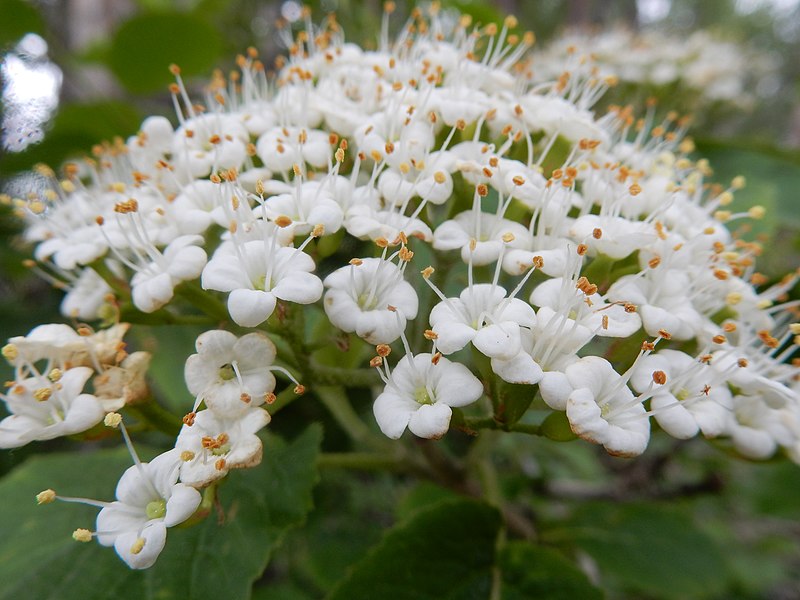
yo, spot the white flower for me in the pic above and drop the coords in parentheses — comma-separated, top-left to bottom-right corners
(256, 126, 331, 172)
(5, 323, 129, 374)
(429, 283, 536, 361)
(201, 239, 323, 327)
(433, 210, 532, 265)
(130, 235, 207, 313)
(96, 449, 201, 569)
(0, 366, 105, 448)
(565, 356, 650, 457)
(176, 406, 271, 488)
(323, 257, 418, 344)
(172, 113, 249, 179)
(373, 353, 483, 439)
(185, 330, 278, 417)
(60, 268, 113, 321)
(629, 350, 732, 439)
(257, 180, 344, 236)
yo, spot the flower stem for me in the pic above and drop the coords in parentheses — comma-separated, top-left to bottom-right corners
(175, 281, 229, 321)
(314, 385, 390, 451)
(309, 361, 381, 386)
(125, 398, 182, 436)
(317, 452, 408, 472)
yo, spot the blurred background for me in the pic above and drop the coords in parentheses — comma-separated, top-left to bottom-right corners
(1, 2, 799, 598)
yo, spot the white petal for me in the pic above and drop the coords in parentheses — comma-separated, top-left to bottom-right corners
(114, 522, 167, 570)
(373, 391, 416, 439)
(228, 289, 276, 327)
(408, 403, 452, 439)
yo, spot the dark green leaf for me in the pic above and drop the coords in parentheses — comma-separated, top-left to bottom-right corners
(395, 481, 462, 521)
(564, 502, 728, 599)
(499, 542, 602, 600)
(327, 499, 502, 600)
(0, 425, 321, 600)
(108, 12, 223, 93)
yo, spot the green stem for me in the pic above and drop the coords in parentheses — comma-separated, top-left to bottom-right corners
(126, 398, 182, 436)
(309, 361, 381, 387)
(175, 281, 229, 321)
(460, 416, 543, 436)
(317, 452, 408, 472)
(314, 385, 390, 450)
(507, 422, 542, 436)
(266, 384, 301, 415)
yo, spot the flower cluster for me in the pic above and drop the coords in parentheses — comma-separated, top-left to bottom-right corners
(3, 6, 798, 569)
(534, 27, 777, 110)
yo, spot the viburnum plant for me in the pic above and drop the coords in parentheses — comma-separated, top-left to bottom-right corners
(1, 4, 798, 595)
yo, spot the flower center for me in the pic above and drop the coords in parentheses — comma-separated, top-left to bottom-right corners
(357, 292, 379, 311)
(676, 388, 690, 401)
(414, 387, 433, 405)
(145, 499, 167, 519)
(211, 443, 231, 456)
(219, 364, 236, 381)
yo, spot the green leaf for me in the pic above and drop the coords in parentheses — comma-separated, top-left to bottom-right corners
(395, 481, 462, 521)
(327, 499, 502, 600)
(539, 411, 577, 442)
(108, 12, 223, 93)
(564, 502, 728, 599)
(131, 325, 207, 415)
(496, 381, 535, 426)
(0, 0, 44, 47)
(499, 542, 602, 600)
(0, 425, 321, 600)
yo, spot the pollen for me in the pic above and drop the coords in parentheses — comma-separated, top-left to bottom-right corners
(36, 489, 56, 505)
(532, 256, 544, 268)
(502, 232, 515, 243)
(183, 412, 196, 426)
(376, 344, 392, 357)
(72, 529, 93, 543)
(476, 184, 489, 197)
(725, 292, 742, 306)
(648, 256, 661, 269)
(274, 215, 293, 227)
(265, 392, 276, 404)
(652, 371, 667, 385)
(421, 266, 435, 279)
(2, 344, 18, 361)
(293, 384, 306, 395)
(104, 412, 123, 428)
(657, 329, 672, 340)
(748, 205, 766, 220)
(369, 356, 383, 368)
(33, 387, 52, 402)
(180, 451, 195, 462)
(130, 537, 146, 555)
(712, 335, 726, 344)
